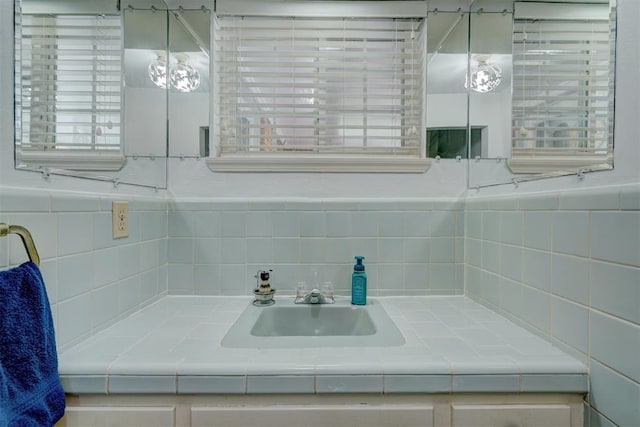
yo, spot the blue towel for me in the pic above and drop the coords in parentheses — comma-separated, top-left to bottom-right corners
(0, 262, 65, 426)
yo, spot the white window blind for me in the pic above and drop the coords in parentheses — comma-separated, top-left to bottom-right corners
(210, 2, 428, 172)
(509, 2, 615, 174)
(16, 12, 124, 170)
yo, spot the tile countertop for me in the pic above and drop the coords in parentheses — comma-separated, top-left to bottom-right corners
(59, 296, 587, 395)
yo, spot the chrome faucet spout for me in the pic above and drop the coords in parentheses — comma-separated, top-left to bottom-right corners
(305, 289, 323, 304)
(296, 287, 335, 305)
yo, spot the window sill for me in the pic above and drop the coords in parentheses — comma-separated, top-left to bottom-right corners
(507, 154, 613, 174)
(206, 154, 432, 173)
(16, 151, 126, 171)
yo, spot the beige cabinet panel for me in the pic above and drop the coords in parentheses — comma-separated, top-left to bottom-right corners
(191, 405, 435, 427)
(451, 404, 573, 427)
(56, 406, 175, 427)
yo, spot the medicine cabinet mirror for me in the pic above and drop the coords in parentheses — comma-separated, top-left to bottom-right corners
(13, 0, 210, 190)
(464, 0, 616, 188)
(14, 0, 615, 189)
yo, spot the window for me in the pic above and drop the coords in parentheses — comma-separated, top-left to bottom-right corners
(508, 2, 615, 174)
(209, 0, 429, 172)
(15, 4, 124, 171)
(427, 127, 483, 159)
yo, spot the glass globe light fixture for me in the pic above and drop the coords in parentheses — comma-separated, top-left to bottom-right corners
(170, 54, 201, 93)
(148, 52, 168, 89)
(466, 57, 503, 93)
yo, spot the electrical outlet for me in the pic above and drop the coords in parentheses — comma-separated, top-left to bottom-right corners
(112, 201, 129, 239)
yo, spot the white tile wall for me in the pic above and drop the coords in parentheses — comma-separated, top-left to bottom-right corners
(2, 184, 637, 427)
(0, 189, 168, 351)
(168, 200, 465, 297)
(465, 184, 640, 427)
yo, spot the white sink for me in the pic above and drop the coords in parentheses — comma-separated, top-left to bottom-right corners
(222, 298, 405, 348)
(251, 305, 376, 337)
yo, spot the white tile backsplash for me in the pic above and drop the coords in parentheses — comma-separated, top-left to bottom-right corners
(466, 184, 640, 427)
(2, 168, 636, 427)
(590, 310, 640, 383)
(523, 211, 552, 251)
(589, 361, 640, 427)
(500, 245, 522, 282)
(590, 260, 640, 324)
(220, 212, 246, 238)
(57, 253, 95, 301)
(552, 211, 590, 257)
(299, 212, 326, 237)
(521, 248, 551, 292)
(58, 213, 94, 256)
(591, 211, 640, 267)
(429, 238, 456, 263)
(245, 211, 273, 237)
(551, 298, 589, 354)
(499, 211, 523, 245)
(192, 212, 220, 237)
(1, 189, 168, 351)
(551, 254, 589, 305)
(166, 200, 463, 296)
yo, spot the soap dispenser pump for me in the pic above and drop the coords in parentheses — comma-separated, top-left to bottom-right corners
(351, 256, 367, 305)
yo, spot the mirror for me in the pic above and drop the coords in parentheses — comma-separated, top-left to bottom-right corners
(15, 0, 614, 189)
(121, 3, 170, 189)
(13, 0, 210, 189)
(426, 9, 470, 159)
(167, 8, 210, 158)
(466, 0, 616, 188)
(123, 4, 210, 160)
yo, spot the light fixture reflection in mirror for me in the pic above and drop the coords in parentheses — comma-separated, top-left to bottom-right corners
(466, 56, 502, 93)
(170, 54, 201, 92)
(148, 52, 168, 89)
(148, 52, 201, 92)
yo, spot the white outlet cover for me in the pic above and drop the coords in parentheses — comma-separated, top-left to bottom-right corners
(112, 201, 129, 239)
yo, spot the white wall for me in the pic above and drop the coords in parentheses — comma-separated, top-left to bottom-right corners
(167, 157, 468, 198)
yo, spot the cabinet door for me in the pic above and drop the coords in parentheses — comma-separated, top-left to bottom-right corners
(451, 404, 572, 427)
(191, 405, 434, 427)
(56, 406, 175, 427)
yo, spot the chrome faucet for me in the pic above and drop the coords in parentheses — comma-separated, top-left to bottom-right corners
(295, 282, 335, 305)
(303, 289, 325, 304)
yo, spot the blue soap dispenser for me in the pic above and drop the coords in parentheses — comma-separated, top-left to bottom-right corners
(351, 256, 367, 305)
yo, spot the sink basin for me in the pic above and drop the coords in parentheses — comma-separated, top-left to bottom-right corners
(222, 298, 405, 348)
(251, 305, 376, 337)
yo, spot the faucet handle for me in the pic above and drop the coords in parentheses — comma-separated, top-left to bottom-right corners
(322, 282, 334, 297)
(322, 282, 335, 303)
(294, 282, 307, 304)
(296, 281, 307, 297)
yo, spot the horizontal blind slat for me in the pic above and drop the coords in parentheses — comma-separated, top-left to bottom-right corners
(18, 13, 122, 155)
(215, 14, 424, 156)
(511, 8, 613, 154)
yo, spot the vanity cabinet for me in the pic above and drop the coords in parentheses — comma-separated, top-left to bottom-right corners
(58, 394, 584, 427)
(191, 405, 434, 427)
(57, 406, 175, 427)
(451, 404, 573, 427)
